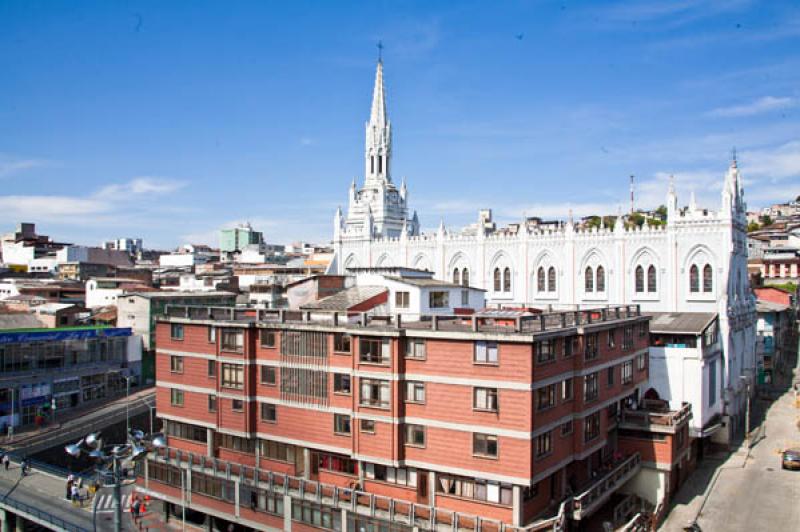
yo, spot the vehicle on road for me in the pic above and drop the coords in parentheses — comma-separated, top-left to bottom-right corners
(781, 448, 800, 470)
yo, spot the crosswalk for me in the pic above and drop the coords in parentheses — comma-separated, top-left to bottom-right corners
(93, 493, 132, 513)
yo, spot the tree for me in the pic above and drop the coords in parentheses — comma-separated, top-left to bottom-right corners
(628, 212, 645, 228)
(760, 214, 773, 226)
(655, 204, 668, 220)
(747, 221, 760, 232)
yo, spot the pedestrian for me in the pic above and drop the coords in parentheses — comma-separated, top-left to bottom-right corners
(2, 454, 8, 471)
(131, 497, 141, 523)
(70, 483, 79, 506)
(20, 458, 29, 476)
(66, 478, 73, 500)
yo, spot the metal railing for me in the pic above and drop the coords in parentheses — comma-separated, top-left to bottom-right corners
(148, 446, 515, 531)
(0, 495, 89, 532)
(620, 402, 692, 429)
(571, 453, 641, 520)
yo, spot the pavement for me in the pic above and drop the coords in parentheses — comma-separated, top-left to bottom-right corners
(660, 357, 800, 531)
(0, 457, 170, 531)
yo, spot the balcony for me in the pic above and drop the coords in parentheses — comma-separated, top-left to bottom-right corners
(618, 400, 692, 434)
(571, 453, 641, 521)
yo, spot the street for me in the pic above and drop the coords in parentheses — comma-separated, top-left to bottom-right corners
(661, 363, 800, 531)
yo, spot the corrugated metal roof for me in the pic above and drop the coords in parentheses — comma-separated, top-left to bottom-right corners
(0, 314, 46, 330)
(646, 312, 717, 334)
(300, 286, 387, 311)
(383, 276, 486, 292)
(756, 300, 790, 313)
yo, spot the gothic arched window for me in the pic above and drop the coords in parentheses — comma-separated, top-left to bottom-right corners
(703, 264, 713, 292)
(462, 268, 469, 287)
(647, 265, 657, 293)
(689, 265, 699, 293)
(596, 266, 606, 292)
(537, 267, 546, 292)
(585, 266, 594, 293)
(548, 267, 556, 292)
(635, 266, 644, 293)
(494, 268, 501, 292)
(453, 268, 460, 286)
(503, 267, 511, 292)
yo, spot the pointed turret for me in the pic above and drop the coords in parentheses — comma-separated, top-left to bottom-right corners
(365, 60, 392, 184)
(689, 190, 697, 212)
(667, 175, 678, 222)
(334, 206, 343, 240)
(370, 60, 387, 127)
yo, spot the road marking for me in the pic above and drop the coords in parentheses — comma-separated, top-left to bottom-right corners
(93, 493, 132, 513)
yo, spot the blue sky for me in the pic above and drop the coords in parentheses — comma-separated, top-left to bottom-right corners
(1, 0, 799, 249)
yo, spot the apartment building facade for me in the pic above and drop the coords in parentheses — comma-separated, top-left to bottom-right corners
(142, 305, 651, 530)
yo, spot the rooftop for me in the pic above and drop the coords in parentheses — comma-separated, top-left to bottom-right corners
(300, 286, 387, 311)
(756, 300, 790, 313)
(646, 312, 717, 335)
(384, 276, 486, 291)
(124, 290, 236, 300)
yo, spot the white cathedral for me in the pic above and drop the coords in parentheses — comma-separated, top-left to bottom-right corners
(332, 60, 756, 435)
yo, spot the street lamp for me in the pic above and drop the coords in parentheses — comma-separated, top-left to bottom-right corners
(65, 429, 165, 532)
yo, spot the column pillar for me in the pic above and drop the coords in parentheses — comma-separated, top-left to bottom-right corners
(234, 478, 240, 518)
(0, 509, 9, 532)
(428, 471, 436, 507)
(206, 428, 214, 457)
(13, 515, 23, 532)
(283, 495, 292, 531)
(302, 449, 311, 480)
(341, 508, 349, 532)
(512, 485, 522, 527)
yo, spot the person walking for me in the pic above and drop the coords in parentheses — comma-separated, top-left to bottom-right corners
(131, 496, 141, 524)
(70, 482, 79, 506)
(66, 478, 73, 500)
(1, 454, 8, 471)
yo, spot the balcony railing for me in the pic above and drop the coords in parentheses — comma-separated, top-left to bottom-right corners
(571, 453, 641, 521)
(619, 401, 692, 431)
(144, 446, 520, 532)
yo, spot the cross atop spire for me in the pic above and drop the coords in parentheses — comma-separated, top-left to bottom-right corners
(731, 146, 738, 167)
(377, 41, 383, 63)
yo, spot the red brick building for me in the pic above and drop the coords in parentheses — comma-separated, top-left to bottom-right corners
(139, 305, 652, 530)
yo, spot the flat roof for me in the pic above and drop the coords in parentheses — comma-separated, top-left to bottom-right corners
(124, 290, 236, 299)
(646, 312, 717, 335)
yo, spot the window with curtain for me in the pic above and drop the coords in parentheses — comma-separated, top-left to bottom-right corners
(537, 267, 545, 292)
(689, 264, 699, 292)
(635, 266, 644, 293)
(493, 268, 501, 292)
(503, 267, 511, 292)
(703, 264, 713, 292)
(647, 265, 657, 292)
(596, 266, 605, 292)
(548, 266, 556, 292)
(585, 266, 594, 292)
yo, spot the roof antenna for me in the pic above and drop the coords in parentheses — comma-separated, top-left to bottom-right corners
(377, 40, 384, 63)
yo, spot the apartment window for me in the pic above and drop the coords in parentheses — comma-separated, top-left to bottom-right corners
(405, 381, 425, 403)
(207, 360, 216, 378)
(561, 420, 573, 436)
(208, 326, 216, 343)
(564, 336, 578, 358)
(429, 291, 449, 309)
(585, 333, 598, 360)
(333, 373, 351, 394)
(474, 341, 499, 364)
(395, 291, 410, 309)
(436, 474, 512, 505)
(221, 363, 244, 389)
(405, 424, 426, 447)
(622, 361, 634, 385)
(461, 289, 469, 306)
(261, 330, 276, 348)
(261, 403, 276, 422)
(536, 339, 555, 364)
(215, 433, 255, 454)
(260, 366, 276, 386)
(221, 328, 244, 352)
(536, 384, 556, 411)
(208, 394, 217, 412)
(473, 433, 498, 458)
(584, 372, 599, 401)
(474, 387, 498, 412)
(535, 431, 552, 458)
(360, 419, 375, 433)
(359, 337, 390, 364)
(360, 378, 390, 408)
(584, 412, 600, 442)
(637, 352, 647, 371)
(607, 366, 615, 387)
(607, 330, 616, 349)
(561, 378, 573, 401)
(170, 355, 184, 373)
(333, 414, 351, 435)
(708, 359, 717, 407)
(259, 439, 297, 463)
(365, 464, 418, 488)
(170, 388, 184, 407)
(170, 324, 184, 340)
(333, 333, 352, 354)
(404, 338, 426, 359)
(623, 326, 634, 349)
(232, 399, 244, 412)
(318, 452, 357, 475)
(165, 420, 207, 443)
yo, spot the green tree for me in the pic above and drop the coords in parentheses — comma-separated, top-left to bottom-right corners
(628, 212, 645, 228)
(655, 204, 668, 220)
(747, 221, 760, 232)
(760, 214, 773, 226)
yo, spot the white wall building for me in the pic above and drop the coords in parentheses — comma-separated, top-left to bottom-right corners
(332, 60, 757, 437)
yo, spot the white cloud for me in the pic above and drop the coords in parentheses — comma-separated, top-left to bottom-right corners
(94, 177, 186, 198)
(0, 155, 49, 179)
(740, 140, 800, 181)
(708, 96, 796, 118)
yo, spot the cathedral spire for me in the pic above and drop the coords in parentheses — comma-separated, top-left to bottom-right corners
(365, 59, 392, 183)
(370, 60, 387, 128)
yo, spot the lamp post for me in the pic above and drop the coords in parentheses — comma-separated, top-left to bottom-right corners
(740, 375, 751, 448)
(122, 375, 133, 435)
(65, 429, 165, 532)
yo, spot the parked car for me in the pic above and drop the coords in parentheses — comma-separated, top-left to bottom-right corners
(782, 448, 800, 470)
